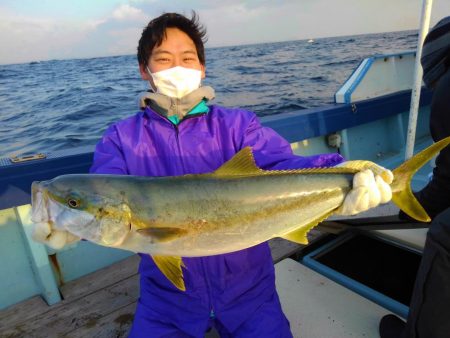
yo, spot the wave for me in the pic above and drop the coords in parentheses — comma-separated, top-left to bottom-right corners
(0, 30, 418, 156)
(322, 59, 360, 67)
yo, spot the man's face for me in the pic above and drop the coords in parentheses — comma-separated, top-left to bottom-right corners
(139, 27, 205, 85)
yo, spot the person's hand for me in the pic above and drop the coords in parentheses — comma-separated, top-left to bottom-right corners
(32, 222, 80, 250)
(335, 161, 393, 216)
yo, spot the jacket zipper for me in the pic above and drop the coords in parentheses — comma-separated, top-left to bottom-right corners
(172, 123, 186, 171)
(200, 258, 215, 320)
(171, 112, 208, 172)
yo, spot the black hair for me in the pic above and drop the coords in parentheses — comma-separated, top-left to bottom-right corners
(137, 11, 207, 67)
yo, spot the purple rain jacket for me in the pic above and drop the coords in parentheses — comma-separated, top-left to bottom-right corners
(90, 104, 344, 336)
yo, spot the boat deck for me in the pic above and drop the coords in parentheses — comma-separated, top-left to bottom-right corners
(0, 236, 310, 338)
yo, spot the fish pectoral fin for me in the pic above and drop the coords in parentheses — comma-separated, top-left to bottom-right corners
(151, 255, 186, 291)
(136, 227, 187, 242)
(280, 211, 334, 245)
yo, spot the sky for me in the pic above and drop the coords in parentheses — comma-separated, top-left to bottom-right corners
(1, 0, 449, 65)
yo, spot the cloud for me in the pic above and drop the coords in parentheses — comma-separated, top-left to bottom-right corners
(196, 0, 424, 48)
(79, 5, 150, 58)
(0, 4, 149, 64)
(0, 7, 103, 64)
(2, 0, 450, 65)
(112, 4, 147, 22)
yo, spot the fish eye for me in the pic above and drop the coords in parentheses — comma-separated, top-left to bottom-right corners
(67, 198, 80, 208)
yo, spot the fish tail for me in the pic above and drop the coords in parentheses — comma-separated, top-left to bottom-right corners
(390, 136, 450, 222)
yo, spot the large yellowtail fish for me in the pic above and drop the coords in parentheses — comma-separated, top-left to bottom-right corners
(31, 136, 450, 291)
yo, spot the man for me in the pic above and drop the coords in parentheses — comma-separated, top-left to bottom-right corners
(379, 16, 450, 338)
(33, 12, 391, 337)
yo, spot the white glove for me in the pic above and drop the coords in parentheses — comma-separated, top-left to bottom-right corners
(335, 162, 393, 216)
(32, 222, 80, 250)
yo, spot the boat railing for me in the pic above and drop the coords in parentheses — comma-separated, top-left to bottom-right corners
(335, 51, 418, 104)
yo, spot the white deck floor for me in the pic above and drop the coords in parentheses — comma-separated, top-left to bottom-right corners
(275, 258, 391, 338)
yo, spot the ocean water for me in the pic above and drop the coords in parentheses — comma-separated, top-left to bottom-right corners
(0, 30, 418, 158)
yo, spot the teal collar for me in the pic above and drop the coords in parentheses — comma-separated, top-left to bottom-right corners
(139, 86, 215, 125)
(167, 99, 210, 125)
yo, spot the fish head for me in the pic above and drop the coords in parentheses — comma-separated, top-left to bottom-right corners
(31, 175, 132, 247)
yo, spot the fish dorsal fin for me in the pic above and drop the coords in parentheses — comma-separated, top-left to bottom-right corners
(211, 147, 360, 178)
(213, 147, 263, 176)
(151, 255, 186, 291)
(280, 210, 334, 245)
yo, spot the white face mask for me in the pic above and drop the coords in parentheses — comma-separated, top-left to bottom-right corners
(147, 66, 202, 99)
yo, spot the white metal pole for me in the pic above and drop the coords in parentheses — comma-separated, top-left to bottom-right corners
(405, 0, 433, 160)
